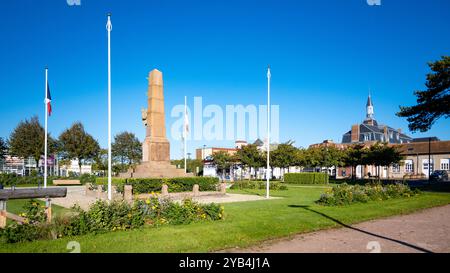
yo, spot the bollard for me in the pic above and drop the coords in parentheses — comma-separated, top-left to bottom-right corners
(220, 183, 227, 195)
(161, 184, 169, 196)
(193, 184, 200, 197)
(97, 186, 103, 199)
(0, 200, 6, 228)
(124, 185, 133, 203)
(85, 183, 92, 196)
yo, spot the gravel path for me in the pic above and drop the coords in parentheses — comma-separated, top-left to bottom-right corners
(222, 205, 450, 253)
(43, 186, 278, 210)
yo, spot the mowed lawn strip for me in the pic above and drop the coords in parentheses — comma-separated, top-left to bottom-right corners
(1, 185, 450, 253)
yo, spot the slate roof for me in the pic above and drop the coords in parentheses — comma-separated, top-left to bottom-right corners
(342, 122, 413, 144)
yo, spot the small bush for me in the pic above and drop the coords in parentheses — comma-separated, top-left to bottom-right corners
(230, 180, 287, 190)
(111, 177, 220, 194)
(284, 173, 329, 184)
(1, 196, 224, 244)
(316, 183, 419, 206)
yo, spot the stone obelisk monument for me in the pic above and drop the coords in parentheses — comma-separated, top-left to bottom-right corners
(121, 69, 189, 178)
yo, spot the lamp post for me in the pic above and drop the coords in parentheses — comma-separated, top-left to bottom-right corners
(428, 137, 431, 184)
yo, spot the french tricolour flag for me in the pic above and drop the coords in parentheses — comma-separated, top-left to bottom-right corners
(45, 82, 52, 116)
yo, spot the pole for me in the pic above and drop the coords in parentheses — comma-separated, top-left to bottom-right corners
(44, 68, 48, 188)
(428, 137, 431, 184)
(106, 14, 112, 200)
(266, 66, 271, 199)
(184, 96, 187, 174)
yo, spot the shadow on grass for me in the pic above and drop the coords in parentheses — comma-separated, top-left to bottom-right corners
(288, 205, 433, 253)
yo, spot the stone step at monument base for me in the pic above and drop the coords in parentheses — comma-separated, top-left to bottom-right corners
(119, 161, 193, 178)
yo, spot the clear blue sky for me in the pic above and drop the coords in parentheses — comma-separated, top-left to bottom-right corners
(0, 0, 449, 159)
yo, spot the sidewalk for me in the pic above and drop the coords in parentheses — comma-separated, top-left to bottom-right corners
(223, 205, 450, 253)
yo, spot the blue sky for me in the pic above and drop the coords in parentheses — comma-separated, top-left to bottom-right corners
(0, 0, 449, 159)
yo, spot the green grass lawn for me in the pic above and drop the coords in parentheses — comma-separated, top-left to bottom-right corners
(1, 185, 450, 253)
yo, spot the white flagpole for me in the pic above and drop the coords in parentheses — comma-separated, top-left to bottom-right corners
(184, 96, 187, 174)
(266, 66, 271, 199)
(107, 13, 112, 200)
(44, 67, 48, 188)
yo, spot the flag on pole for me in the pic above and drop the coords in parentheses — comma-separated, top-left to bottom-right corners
(45, 82, 52, 116)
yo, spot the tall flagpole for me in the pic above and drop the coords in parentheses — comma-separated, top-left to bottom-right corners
(184, 96, 187, 174)
(44, 67, 48, 188)
(107, 13, 112, 200)
(266, 66, 271, 199)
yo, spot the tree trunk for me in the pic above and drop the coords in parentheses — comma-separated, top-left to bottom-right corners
(78, 159, 82, 175)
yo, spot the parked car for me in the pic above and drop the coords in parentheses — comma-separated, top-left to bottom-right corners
(430, 170, 449, 182)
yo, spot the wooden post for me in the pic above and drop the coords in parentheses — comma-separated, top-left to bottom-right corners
(46, 198, 52, 223)
(0, 200, 6, 228)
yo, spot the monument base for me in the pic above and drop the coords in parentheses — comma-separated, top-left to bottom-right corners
(119, 161, 193, 178)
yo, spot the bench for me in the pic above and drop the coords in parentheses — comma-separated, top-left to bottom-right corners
(53, 180, 81, 186)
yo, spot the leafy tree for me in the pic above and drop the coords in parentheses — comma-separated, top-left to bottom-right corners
(211, 151, 233, 180)
(270, 141, 298, 178)
(365, 142, 404, 180)
(112, 132, 142, 166)
(171, 158, 204, 175)
(397, 56, 449, 132)
(235, 144, 264, 179)
(92, 148, 108, 174)
(8, 116, 56, 172)
(0, 137, 8, 161)
(58, 122, 100, 172)
(342, 144, 367, 180)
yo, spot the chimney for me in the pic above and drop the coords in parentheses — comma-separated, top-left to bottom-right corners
(351, 124, 360, 143)
(397, 128, 402, 134)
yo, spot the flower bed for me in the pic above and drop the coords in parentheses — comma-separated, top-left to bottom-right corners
(0, 197, 224, 243)
(316, 183, 419, 206)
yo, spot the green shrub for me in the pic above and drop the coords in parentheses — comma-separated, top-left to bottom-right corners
(284, 173, 329, 184)
(230, 180, 288, 190)
(0, 173, 97, 186)
(1, 196, 225, 244)
(316, 183, 419, 206)
(111, 177, 220, 194)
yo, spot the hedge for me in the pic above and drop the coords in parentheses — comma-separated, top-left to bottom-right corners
(102, 177, 220, 194)
(230, 180, 287, 190)
(0, 173, 96, 186)
(284, 173, 329, 184)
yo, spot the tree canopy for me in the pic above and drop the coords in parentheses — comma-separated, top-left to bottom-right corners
(8, 116, 56, 165)
(58, 122, 100, 170)
(0, 137, 8, 160)
(112, 131, 142, 166)
(211, 151, 233, 178)
(397, 56, 450, 132)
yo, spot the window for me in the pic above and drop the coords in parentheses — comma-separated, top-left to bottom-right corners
(423, 159, 434, 173)
(405, 160, 414, 173)
(364, 134, 370, 141)
(441, 159, 450, 170)
(390, 131, 393, 139)
(392, 164, 400, 173)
